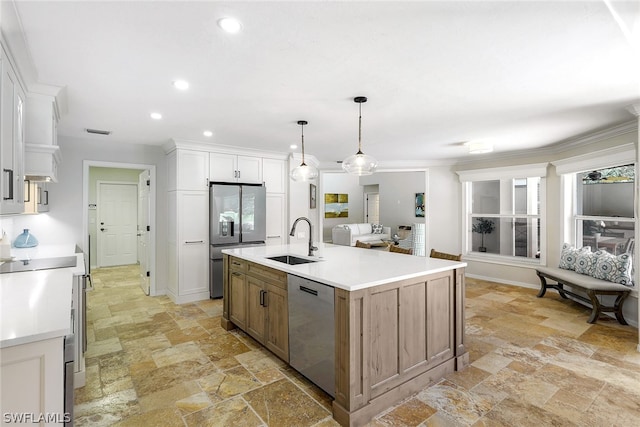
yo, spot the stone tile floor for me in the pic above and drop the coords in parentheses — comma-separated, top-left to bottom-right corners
(75, 265, 640, 426)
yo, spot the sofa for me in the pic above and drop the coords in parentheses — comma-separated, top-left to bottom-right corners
(332, 223, 391, 246)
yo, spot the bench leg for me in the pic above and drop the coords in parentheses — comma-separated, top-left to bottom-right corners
(613, 292, 629, 325)
(536, 272, 547, 298)
(586, 290, 602, 324)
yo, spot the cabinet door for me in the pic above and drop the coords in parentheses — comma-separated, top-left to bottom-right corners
(263, 158, 286, 193)
(265, 283, 289, 362)
(177, 150, 209, 190)
(209, 152, 237, 182)
(178, 191, 209, 297)
(266, 193, 286, 246)
(0, 51, 25, 215)
(229, 271, 247, 329)
(237, 156, 262, 183)
(246, 277, 266, 343)
(37, 182, 50, 213)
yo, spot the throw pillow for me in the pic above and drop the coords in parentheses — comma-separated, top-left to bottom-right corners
(574, 250, 599, 276)
(559, 243, 591, 271)
(371, 224, 383, 234)
(593, 251, 633, 286)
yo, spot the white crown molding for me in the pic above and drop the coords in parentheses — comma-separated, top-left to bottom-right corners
(451, 120, 638, 167)
(626, 104, 640, 117)
(456, 162, 549, 182)
(551, 143, 635, 175)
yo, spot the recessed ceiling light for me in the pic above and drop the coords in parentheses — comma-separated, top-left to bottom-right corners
(203, 130, 213, 137)
(290, 144, 298, 150)
(150, 112, 162, 120)
(218, 17, 242, 33)
(173, 80, 189, 90)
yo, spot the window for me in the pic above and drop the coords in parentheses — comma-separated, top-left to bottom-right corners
(554, 144, 636, 288)
(458, 163, 547, 265)
(575, 164, 635, 261)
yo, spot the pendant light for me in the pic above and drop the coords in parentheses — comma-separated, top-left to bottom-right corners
(342, 96, 378, 176)
(290, 120, 318, 181)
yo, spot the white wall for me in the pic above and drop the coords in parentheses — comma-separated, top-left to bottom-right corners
(26, 136, 168, 293)
(288, 156, 319, 245)
(361, 171, 426, 235)
(428, 166, 462, 256)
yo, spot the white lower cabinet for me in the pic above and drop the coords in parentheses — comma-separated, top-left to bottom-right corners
(168, 190, 209, 303)
(266, 193, 286, 246)
(0, 337, 65, 423)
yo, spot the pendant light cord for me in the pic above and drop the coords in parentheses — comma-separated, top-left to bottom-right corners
(300, 122, 306, 165)
(358, 102, 363, 154)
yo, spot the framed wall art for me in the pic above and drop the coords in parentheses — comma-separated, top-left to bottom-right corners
(324, 193, 349, 218)
(310, 184, 317, 209)
(415, 192, 425, 217)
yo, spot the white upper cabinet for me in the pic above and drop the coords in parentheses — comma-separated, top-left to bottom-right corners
(262, 158, 286, 193)
(25, 95, 58, 147)
(168, 149, 209, 191)
(210, 152, 262, 184)
(1, 45, 26, 215)
(24, 94, 61, 182)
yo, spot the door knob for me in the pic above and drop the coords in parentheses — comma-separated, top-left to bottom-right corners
(100, 228, 107, 232)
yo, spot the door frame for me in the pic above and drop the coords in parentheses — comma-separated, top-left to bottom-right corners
(83, 160, 157, 296)
(96, 180, 138, 268)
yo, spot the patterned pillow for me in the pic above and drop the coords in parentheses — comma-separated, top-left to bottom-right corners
(574, 250, 599, 276)
(593, 251, 633, 286)
(371, 224, 384, 234)
(559, 243, 591, 271)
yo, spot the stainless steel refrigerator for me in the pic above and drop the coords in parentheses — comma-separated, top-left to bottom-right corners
(209, 183, 266, 298)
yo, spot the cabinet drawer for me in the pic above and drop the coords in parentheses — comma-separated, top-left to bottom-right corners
(247, 262, 287, 289)
(229, 257, 247, 272)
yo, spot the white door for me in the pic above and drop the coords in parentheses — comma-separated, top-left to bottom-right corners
(97, 182, 137, 267)
(365, 193, 380, 224)
(137, 171, 151, 295)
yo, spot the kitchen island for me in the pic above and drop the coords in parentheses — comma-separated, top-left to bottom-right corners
(221, 243, 468, 427)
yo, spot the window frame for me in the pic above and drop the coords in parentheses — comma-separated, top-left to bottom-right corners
(553, 144, 637, 292)
(458, 163, 548, 267)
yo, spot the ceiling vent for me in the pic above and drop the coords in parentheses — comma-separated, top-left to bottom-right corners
(85, 128, 112, 135)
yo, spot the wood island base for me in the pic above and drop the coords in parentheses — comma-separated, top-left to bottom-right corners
(222, 253, 468, 427)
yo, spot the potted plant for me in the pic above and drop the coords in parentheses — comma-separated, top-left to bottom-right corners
(472, 218, 495, 252)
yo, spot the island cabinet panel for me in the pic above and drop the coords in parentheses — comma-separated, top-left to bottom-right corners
(222, 255, 289, 363)
(228, 270, 248, 330)
(369, 288, 400, 392)
(399, 282, 427, 373)
(454, 269, 469, 369)
(246, 277, 266, 342)
(264, 283, 288, 359)
(333, 268, 465, 427)
(426, 274, 455, 367)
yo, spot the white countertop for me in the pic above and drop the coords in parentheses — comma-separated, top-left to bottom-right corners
(0, 247, 85, 348)
(222, 243, 466, 291)
(0, 268, 74, 348)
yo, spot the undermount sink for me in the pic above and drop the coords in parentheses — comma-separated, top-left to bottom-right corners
(267, 255, 318, 265)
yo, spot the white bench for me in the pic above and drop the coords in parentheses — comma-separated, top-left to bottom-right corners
(536, 266, 631, 324)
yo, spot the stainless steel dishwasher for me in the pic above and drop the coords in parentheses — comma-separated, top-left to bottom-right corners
(288, 274, 335, 397)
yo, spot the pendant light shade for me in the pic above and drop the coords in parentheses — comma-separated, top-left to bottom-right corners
(290, 120, 318, 182)
(342, 96, 377, 176)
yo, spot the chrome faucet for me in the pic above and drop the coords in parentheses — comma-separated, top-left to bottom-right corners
(289, 217, 318, 256)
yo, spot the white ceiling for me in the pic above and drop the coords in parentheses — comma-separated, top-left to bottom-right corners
(6, 0, 640, 165)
